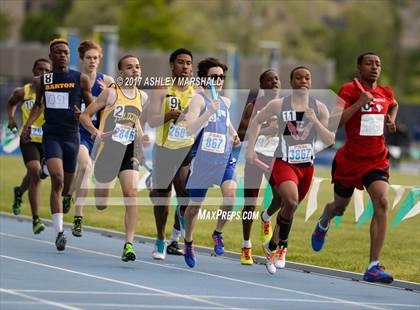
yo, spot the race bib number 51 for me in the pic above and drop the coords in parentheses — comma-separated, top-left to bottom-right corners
(112, 123, 136, 145)
(201, 132, 226, 154)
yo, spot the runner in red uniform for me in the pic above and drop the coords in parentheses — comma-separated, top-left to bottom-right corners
(247, 67, 335, 274)
(311, 52, 398, 284)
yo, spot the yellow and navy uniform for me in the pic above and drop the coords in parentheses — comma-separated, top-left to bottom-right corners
(155, 85, 195, 149)
(94, 85, 143, 183)
(20, 83, 44, 143)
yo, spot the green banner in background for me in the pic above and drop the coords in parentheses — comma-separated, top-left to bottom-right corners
(357, 199, 374, 225)
(391, 188, 420, 228)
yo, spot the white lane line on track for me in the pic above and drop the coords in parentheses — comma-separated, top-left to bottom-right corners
(3, 291, 420, 308)
(0, 288, 81, 310)
(0, 301, 241, 309)
(0, 255, 239, 310)
(0, 231, 385, 310)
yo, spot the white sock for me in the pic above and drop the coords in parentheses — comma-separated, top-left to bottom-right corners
(52, 213, 63, 234)
(242, 240, 252, 248)
(262, 210, 271, 222)
(171, 228, 181, 242)
(368, 260, 380, 270)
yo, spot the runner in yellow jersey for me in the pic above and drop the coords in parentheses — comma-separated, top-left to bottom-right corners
(147, 48, 196, 259)
(7, 58, 51, 233)
(80, 55, 147, 262)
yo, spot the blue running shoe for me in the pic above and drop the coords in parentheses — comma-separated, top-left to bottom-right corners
(176, 206, 185, 237)
(363, 264, 394, 283)
(311, 221, 328, 252)
(212, 232, 224, 256)
(184, 242, 196, 268)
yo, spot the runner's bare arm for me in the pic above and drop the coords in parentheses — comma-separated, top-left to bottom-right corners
(7, 87, 24, 130)
(312, 101, 335, 146)
(339, 91, 373, 127)
(237, 102, 253, 141)
(185, 94, 215, 136)
(246, 99, 282, 162)
(385, 100, 399, 133)
(147, 88, 172, 128)
(80, 87, 113, 139)
(80, 73, 94, 106)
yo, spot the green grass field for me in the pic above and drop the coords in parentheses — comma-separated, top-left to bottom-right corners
(1, 156, 419, 282)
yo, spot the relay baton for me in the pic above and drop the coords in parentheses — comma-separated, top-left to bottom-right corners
(209, 79, 221, 119)
(353, 78, 373, 107)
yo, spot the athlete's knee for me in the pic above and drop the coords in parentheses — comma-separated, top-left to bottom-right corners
(27, 167, 41, 185)
(372, 196, 388, 213)
(78, 159, 92, 175)
(122, 188, 137, 198)
(283, 195, 299, 210)
(50, 172, 64, 191)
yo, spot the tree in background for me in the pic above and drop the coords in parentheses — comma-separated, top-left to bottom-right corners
(21, 0, 73, 43)
(0, 10, 11, 41)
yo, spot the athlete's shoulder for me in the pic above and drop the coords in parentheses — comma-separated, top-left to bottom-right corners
(377, 84, 394, 100)
(139, 89, 148, 103)
(338, 82, 357, 94)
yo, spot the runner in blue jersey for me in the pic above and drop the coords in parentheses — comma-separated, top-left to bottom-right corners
(22, 38, 93, 251)
(71, 41, 114, 237)
(181, 57, 240, 268)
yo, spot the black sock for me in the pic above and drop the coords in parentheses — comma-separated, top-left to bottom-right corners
(277, 215, 293, 242)
(185, 240, 193, 245)
(32, 215, 39, 221)
(213, 230, 222, 236)
(278, 240, 288, 248)
(268, 240, 278, 252)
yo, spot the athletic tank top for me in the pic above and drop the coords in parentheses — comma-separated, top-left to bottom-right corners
(40, 69, 83, 135)
(20, 83, 44, 143)
(194, 92, 233, 164)
(274, 95, 319, 166)
(98, 85, 142, 147)
(155, 85, 195, 149)
(80, 72, 104, 136)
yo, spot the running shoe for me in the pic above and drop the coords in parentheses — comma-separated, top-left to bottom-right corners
(32, 218, 45, 234)
(62, 195, 73, 214)
(212, 232, 224, 256)
(311, 221, 329, 252)
(166, 240, 183, 255)
(121, 242, 136, 262)
(152, 239, 167, 260)
(176, 206, 185, 237)
(240, 247, 253, 265)
(12, 187, 22, 215)
(72, 216, 83, 237)
(184, 241, 196, 268)
(260, 211, 272, 243)
(274, 246, 287, 269)
(55, 232, 67, 251)
(363, 264, 394, 284)
(262, 241, 276, 275)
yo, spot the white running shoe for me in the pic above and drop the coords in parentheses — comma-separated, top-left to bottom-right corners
(274, 246, 287, 269)
(152, 239, 167, 260)
(262, 241, 277, 275)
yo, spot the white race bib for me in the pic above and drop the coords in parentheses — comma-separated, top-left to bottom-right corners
(112, 123, 136, 145)
(201, 132, 226, 154)
(360, 114, 384, 136)
(30, 126, 43, 139)
(167, 123, 191, 142)
(45, 91, 69, 109)
(255, 135, 278, 157)
(288, 144, 313, 164)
